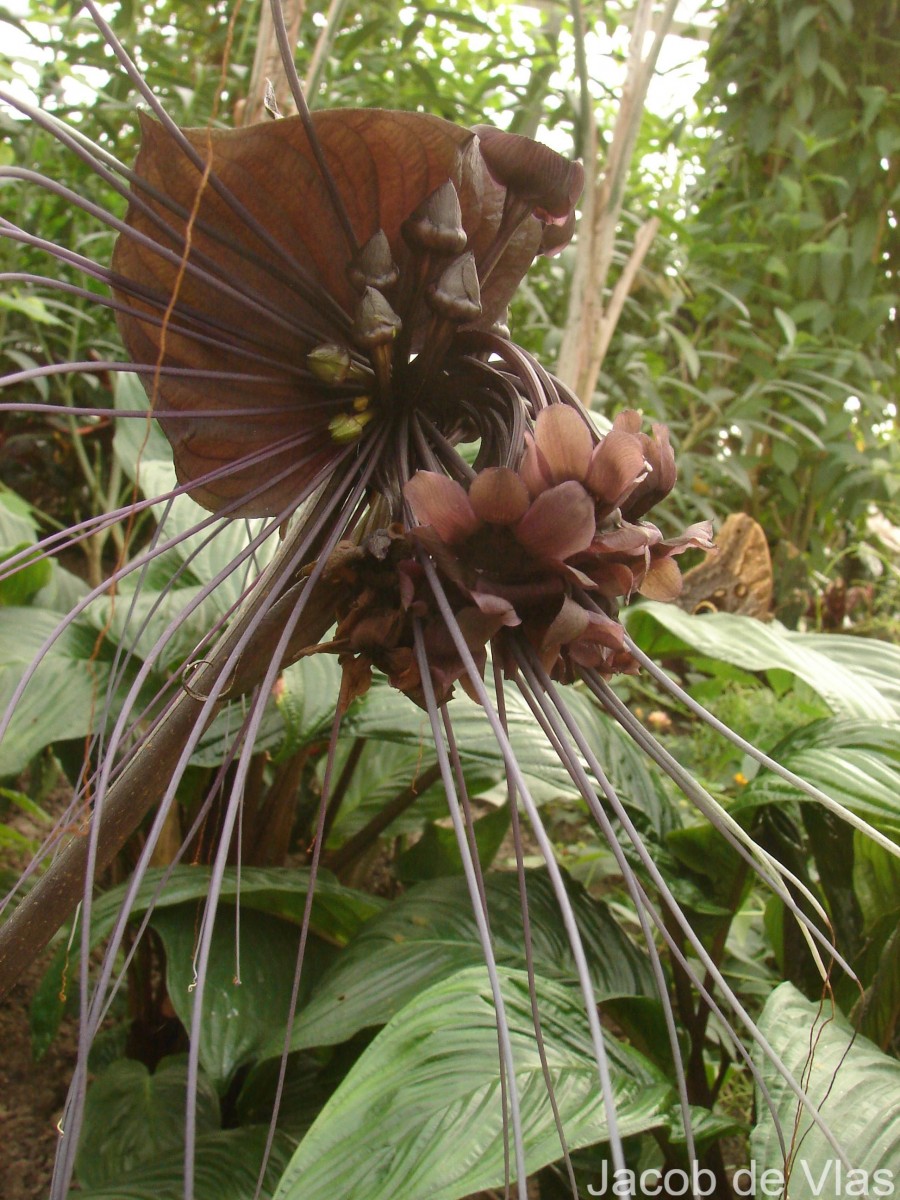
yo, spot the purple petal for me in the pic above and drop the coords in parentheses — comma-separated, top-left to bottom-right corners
(515, 481, 596, 561)
(591, 523, 656, 555)
(468, 467, 531, 524)
(470, 590, 521, 626)
(639, 556, 683, 601)
(626, 424, 677, 520)
(585, 429, 647, 507)
(404, 472, 480, 543)
(613, 409, 643, 436)
(533, 405, 593, 484)
(659, 520, 716, 556)
(518, 433, 552, 496)
(540, 597, 590, 653)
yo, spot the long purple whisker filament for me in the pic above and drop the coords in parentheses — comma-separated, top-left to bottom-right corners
(50, 435, 386, 1198)
(92, 698, 268, 1037)
(0, 433, 315, 588)
(73, 3, 357, 332)
(0, 399, 309, 419)
(179, 454, 386, 1200)
(54, 483, 341, 1191)
(440, 704, 514, 1197)
(410, 547, 629, 1172)
(252, 702, 346, 1200)
(0, 428, 333, 750)
(509, 651, 793, 1174)
(491, 657, 577, 1199)
(54, 685, 263, 1178)
(584, 669, 855, 984)
(0, 173, 329, 342)
(266, 0, 359, 256)
(0, 86, 356, 333)
(518, 651, 854, 1169)
(0, 271, 347, 379)
(1, 359, 284, 387)
(412, 621, 528, 1198)
(624, 635, 900, 860)
(505, 657, 697, 1170)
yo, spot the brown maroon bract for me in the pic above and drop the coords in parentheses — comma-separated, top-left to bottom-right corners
(112, 111, 582, 515)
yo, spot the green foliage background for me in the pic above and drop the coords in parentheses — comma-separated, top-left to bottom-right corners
(0, 0, 898, 1196)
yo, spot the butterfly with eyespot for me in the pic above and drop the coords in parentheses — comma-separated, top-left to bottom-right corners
(677, 512, 773, 620)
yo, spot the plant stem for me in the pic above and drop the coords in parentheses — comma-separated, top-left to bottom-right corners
(325, 760, 443, 875)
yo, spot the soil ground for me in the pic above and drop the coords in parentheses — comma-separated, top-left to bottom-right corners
(0, 952, 78, 1200)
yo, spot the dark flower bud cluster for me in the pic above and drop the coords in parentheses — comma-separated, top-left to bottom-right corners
(401, 404, 714, 684)
(307, 404, 713, 706)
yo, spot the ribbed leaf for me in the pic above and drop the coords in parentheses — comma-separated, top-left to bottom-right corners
(0, 608, 117, 775)
(275, 869, 655, 1055)
(346, 673, 663, 815)
(152, 904, 334, 1092)
(76, 1057, 220, 1189)
(628, 603, 900, 719)
(394, 800, 510, 881)
(743, 747, 900, 831)
(77, 1125, 294, 1200)
(32, 867, 383, 1058)
(272, 966, 673, 1200)
(752, 983, 900, 1192)
(325, 739, 454, 840)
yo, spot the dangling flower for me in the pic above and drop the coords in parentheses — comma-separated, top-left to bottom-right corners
(393, 405, 714, 687)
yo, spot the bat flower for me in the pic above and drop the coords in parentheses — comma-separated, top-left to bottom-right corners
(112, 109, 583, 516)
(0, 16, 882, 1198)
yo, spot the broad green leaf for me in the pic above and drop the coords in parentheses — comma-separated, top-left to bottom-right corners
(98, 865, 384, 944)
(274, 654, 344, 758)
(153, 904, 335, 1092)
(796, 634, 900, 717)
(326, 739, 454, 841)
(76, 1057, 220, 1190)
(742, 747, 900, 831)
(113, 372, 276, 604)
(189, 692, 287, 768)
(273, 967, 673, 1200)
(87, 579, 225, 674)
(77, 1125, 294, 1200)
(0, 489, 40, 546)
(395, 800, 510, 882)
(855, 926, 900, 1051)
(0, 543, 51, 606)
(347, 674, 664, 820)
(752, 983, 900, 1191)
(236, 1051, 331, 1140)
(627, 604, 900, 720)
(276, 869, 655, 1055)
(0, 290, 63, 324)
(112, 371, 174, 481)
(32, 867, 384, 1057)
(0, 608, 118, 776)
(854, 833, 900, 929)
